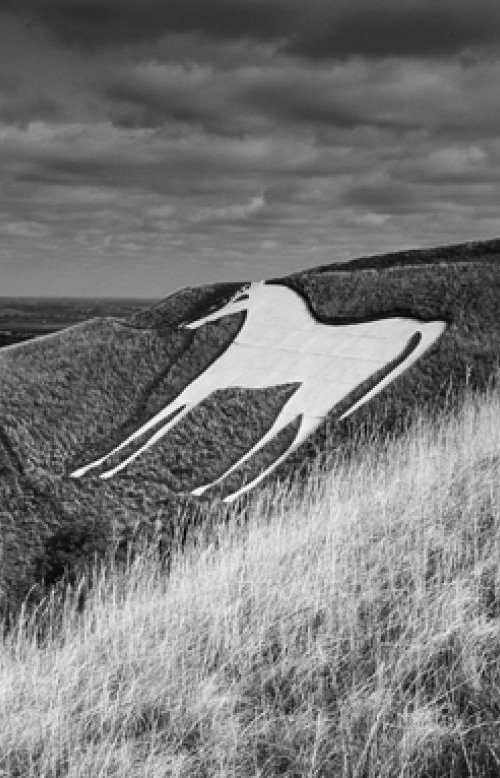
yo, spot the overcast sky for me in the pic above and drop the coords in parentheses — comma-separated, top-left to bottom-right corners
(2, 1, 500, 296)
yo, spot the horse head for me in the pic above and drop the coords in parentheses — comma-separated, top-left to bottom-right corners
(183, 281, 263, 329)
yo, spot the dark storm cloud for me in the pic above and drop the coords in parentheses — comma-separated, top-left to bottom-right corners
(345, 179, 419, 214)
(104, 62, 365, 134)
(104, 64, 238, 134)
(286, 1, 500, 60)
(7, 0, 500, 58)
(101, 57, 500, 141)
(5, 0, 287, 47)
(2, 1, 500, 296)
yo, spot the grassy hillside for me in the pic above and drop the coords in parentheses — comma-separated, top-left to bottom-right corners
(1, 383, 500, 776)
(2, 239, 500, 615)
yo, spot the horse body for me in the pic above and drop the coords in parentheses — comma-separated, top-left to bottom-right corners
(71, 282, 446, 502)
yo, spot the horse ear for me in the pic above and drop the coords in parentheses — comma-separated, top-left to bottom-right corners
(182, 287, 251, 329)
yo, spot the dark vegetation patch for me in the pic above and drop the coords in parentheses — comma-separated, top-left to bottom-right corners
(2, 240, 500, 616)
(0, 466, 226, 625)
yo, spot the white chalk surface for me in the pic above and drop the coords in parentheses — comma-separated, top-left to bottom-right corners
(72, 282, 445, 502)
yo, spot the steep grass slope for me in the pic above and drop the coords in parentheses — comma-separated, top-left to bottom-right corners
(1, 239, 500, 616)
(2, 385, 500, 776)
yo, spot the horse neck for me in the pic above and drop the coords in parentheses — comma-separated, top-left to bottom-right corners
(241, 292, 310, 335)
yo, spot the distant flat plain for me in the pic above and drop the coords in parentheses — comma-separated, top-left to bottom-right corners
(0, 298, 158, 348)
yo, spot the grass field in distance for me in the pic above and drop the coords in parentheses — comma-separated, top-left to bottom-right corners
(0, 298, 156, 348)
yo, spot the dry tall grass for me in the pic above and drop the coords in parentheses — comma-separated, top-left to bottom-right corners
(2, 387, 500, 776)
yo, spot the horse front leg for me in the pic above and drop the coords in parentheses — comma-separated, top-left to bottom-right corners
(191, 387, 303, 498)
(222, 415, 316, 503)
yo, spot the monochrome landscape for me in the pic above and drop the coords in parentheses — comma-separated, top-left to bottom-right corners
(1, 239, 500, 775)
(3, 0, 500, 774)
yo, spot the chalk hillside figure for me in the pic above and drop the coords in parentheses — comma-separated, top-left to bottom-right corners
(71, 282, 446, 501)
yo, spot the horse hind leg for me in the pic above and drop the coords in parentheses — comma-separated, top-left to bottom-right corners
(192, 388, 303, 498)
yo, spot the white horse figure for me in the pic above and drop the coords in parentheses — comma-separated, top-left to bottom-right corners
(71, 282, 445, 502)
